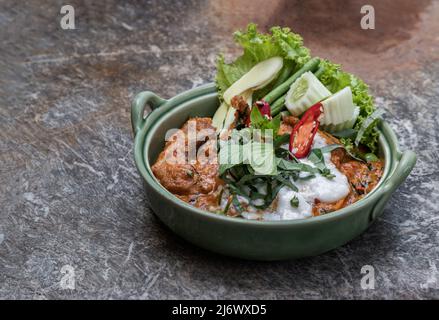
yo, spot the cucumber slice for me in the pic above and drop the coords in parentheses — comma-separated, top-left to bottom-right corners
(223, 57, 283, 105)
(321, 107, 359, 132)
(285, 71, 331, 116)
(320, 87, 359, 132)
(212, 102, 229, 132)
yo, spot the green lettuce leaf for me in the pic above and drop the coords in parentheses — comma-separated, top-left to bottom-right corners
(317, 60, 380, 152)
(216, 23, 311, 100)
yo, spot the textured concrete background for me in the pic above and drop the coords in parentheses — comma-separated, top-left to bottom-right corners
(0, 0, 438, 299)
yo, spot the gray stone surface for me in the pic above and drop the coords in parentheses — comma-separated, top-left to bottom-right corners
(0, 0, 438, 299)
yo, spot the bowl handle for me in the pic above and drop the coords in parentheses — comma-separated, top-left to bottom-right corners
(131, 91, 167, 135)
(370, 150, 417, 221)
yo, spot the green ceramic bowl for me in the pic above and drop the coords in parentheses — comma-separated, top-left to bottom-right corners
(131, 83, 416, 261)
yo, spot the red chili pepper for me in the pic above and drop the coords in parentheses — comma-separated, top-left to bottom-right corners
(245, 100, 272, 127)
(256, 100, 272, 119)
(289, 102, 323, 159)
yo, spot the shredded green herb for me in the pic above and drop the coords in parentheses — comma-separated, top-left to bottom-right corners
(290, 196, 299, 208)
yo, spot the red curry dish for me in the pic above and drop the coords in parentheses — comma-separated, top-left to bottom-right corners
(152, 114, 384, 220)
(152, 24, 385, 221)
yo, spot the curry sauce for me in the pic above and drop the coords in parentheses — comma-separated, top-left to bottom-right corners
(152, 116, 384, 218)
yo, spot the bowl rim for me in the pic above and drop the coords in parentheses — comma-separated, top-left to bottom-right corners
(134, 83, 401, 227)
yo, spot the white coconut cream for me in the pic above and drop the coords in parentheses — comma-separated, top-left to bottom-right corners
(245, 133, 350, 221)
